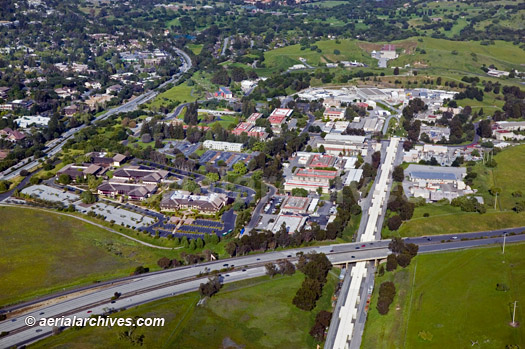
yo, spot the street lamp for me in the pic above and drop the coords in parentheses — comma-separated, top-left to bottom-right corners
(503, 233, 507, 254)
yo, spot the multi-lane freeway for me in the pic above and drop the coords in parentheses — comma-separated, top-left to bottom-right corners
(1, 228, 525, 347)
(0, 47, 192, 181)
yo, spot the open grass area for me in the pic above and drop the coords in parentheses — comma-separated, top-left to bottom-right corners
(390, 37, 525, 74)
(32, 271, 339, 348)
(148, 82, 199, 109)
(0, 206, 174, 306)
(487, 145, 525, 210)
(362, 243, 525, 348)
(396, 207, 525, 237)
(261, 39, 376, 74)
(187, 43, 203, 55)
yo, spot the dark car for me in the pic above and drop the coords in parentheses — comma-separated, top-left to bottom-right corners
(355, 247, 360, 249)
(287, 255, 292, 258)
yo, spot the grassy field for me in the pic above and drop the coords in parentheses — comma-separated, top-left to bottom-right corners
(486, 145, 525, 210)
(390, 37, 525, 74)
(0, 206, 173, 306)
(259, 36, 525, 78)
(32, 271, 339, 348)
(362, 243, 525, 348)
(261, 39, 376, 73)
(187, 43, 203, 55)
(396, 208, 525, 237)
(148, 82, 199, 109)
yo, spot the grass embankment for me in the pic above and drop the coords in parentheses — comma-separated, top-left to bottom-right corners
(32, 271, 339, 348)
(362, 243, 525, 348)
(0, 206, 175, 306)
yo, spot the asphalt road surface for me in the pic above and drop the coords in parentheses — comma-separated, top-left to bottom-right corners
(2, 231, 525, 347)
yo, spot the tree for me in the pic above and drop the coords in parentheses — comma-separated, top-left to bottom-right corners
(386, 254, 398, 271)
(225, 241, 236, 257)
(233, 162, 247, 175)
(57, 174, 71, 185)
(80, 190, 97, 204)
(291, 188, 308, 197)
(157, 257, 171, 269)
(387, 215, 402, 231)
(293, 278, 322, 311)
(265, 263, 278, 277)
(199, 276, 222, 298)
(277, 259, 296, 275)
(396, 253, 412, 268)
(393, 67, 400, 75)
(392, 166, 404, 182)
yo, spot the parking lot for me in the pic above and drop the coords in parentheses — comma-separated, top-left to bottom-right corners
(21, 185, 155, 228)
(199, 151, 259, 169)
(160, 140, 201, 157)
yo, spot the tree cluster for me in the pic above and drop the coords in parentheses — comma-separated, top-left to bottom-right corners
(292, 253, 332, 311)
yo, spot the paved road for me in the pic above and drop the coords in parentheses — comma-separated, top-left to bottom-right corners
(246, 184, 277, 233)
(2, 231, 525, 347)
(0, 47, 192, 181)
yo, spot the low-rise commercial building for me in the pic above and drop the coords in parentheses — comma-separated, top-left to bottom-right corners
(284, 168, 337, 194)
(160, 191, 229, 213)
(203, 140, 244, 152)
(112, 166, 169, 184)
(97, 182, 157, 201)
(280, 196, 312, 214)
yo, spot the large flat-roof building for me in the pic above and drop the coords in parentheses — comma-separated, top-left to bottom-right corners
(323, 108, 346, 121)
(203, 140, 244, 152)
(280, 196, 312, 214)
(318, 134, 368, 156)
(306, 154, 337, 169)
(270, 214, 308, 234)
(284, 168, 337, 194)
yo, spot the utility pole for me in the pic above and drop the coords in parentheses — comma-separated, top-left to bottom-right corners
(495, 192, 498, 210)
(503, 233, 507, 254)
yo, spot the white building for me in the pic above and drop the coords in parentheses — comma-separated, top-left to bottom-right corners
(15, 115, 50, 128)
(203, 140, 244, 152)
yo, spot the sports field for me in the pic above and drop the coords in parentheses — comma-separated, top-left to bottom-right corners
(362, 243, 525, 348)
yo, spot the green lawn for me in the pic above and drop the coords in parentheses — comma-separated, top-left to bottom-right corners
(32, 271, 339, 348)
(362, 243, 525, 348)
(0, 206, 172, 306)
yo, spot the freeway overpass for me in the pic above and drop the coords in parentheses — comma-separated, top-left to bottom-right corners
(1, 230, 525, 348)
(0, 47, 192, 181)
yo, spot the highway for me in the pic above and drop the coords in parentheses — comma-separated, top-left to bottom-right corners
(0, 47, 192, 181)
(2, 229, 525, 347)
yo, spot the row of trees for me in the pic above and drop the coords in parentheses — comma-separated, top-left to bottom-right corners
(292, 253, 332, 311)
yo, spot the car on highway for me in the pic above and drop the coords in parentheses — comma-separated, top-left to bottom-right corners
(87, 310, 92, 314)
(355, 246, 360, 249)
(361, 244, 366, 247)
(451, 236, 458, 240)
